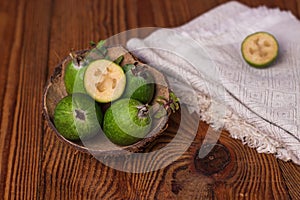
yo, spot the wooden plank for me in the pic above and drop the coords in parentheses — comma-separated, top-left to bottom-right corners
(41, 107, 293, 199)
(0, 0, 21, 196)
(0, 0, 53, 199)
(210, 131, 290, 199)
(38, 0, 300, 199)
(278, 161, 300, 199)
(41, 0, 126, 199)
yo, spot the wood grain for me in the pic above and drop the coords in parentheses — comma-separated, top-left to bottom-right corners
(0, 0, 300, 199)
(0, 0, 52, 199)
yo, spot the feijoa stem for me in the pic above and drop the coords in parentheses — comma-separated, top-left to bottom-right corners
(137, 105, 150, 118)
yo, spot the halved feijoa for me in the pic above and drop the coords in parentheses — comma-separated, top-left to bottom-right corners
(241, 32, 279, 68)
(84, 59, 126, 103)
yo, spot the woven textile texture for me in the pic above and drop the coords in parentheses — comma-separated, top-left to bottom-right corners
(127, 1, 300, 165)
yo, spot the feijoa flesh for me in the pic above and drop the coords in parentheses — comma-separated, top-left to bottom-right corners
(84, 59, 126, 103)
(241, 32, 279, 68)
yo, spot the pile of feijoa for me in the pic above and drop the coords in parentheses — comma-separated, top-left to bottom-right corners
(53, 41, 157, 146)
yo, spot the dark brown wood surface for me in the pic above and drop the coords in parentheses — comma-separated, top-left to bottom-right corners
(0, 0, 300, 199)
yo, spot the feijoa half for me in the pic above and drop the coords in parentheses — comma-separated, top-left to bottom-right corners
(84, 59, 126, 103)
(241, 32, 279, 68)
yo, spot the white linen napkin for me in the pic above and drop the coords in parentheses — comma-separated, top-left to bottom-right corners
(127, 1, 300, 165)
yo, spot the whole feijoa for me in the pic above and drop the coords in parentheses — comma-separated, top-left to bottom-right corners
(53, 93, 103, 140)
(64, 56, 87, 94)
(122, 64, 155, 104)
(103, 98, 152, 146)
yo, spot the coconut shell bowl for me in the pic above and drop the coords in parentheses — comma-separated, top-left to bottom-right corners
(43, 45, 173, 155)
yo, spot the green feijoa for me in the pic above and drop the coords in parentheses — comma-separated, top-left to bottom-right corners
(103, 98, 152, 146)
(64, 56, 87, 94)
(122, 64, 155, 104)
(54, 93, 103, 140)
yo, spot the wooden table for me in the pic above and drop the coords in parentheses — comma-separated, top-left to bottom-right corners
(1, 0, 300, 199)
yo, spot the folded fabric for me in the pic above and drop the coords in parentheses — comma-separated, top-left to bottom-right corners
(127, 1, 300, 165)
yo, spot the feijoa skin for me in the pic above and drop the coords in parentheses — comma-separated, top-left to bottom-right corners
(122, 64, 155, 104)
(64, 61, 87, 94)
(241, 32, 279, 68)
(53, 93, 103, 140)
(103, 98, 152, 146)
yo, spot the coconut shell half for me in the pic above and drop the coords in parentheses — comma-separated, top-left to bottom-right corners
(43, 46, 172, 155)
